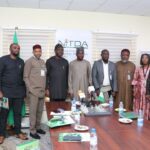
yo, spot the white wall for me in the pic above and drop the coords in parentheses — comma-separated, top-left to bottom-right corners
(0, 7, 150, 63)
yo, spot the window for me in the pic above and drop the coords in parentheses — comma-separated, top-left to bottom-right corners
(2, 29, 138, 64)
(92, 32, 137, 64)
(2, 28, 56, 61)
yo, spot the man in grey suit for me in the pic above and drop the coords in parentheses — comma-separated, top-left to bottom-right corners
(92, 49, 117, 101)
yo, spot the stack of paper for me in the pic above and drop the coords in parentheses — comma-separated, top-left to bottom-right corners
(47, 116, 75, 128)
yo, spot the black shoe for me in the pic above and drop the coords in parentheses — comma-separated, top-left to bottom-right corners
(37, 129, 46, 134)
(30, 133, 40, 139)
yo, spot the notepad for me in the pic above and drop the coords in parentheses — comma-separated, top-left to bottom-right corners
(58, 133, 90, 142)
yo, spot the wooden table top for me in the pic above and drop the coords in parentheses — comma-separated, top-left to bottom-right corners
(45, 102, 150, 150)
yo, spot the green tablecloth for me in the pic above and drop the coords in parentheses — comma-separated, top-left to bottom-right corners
(7, 102, 26, 125)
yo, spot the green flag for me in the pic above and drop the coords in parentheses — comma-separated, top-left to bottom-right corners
(13, 30, 18, 44)
(13, 30, 20, 57)
(96, 92, 105, 103)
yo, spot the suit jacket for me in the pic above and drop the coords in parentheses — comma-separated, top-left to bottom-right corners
(0, 55, 26, 98)
(92, 59, 117, 92)
(146, 72, 150, 95)
(24, 56, 46, 98)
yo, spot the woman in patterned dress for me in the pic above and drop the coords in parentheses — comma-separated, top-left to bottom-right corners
(146, 71, 150, 119)
(132, 54, 150, 120)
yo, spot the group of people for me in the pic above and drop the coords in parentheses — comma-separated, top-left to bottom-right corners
(0, 43, 149, 144)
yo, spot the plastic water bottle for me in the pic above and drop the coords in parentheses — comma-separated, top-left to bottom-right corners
(119, 101, 124, 117)
(75, 100, 81, 111)
(109, 95, 113, 113)
(90, 128, 98, 150)
(137, 109, 144, 127)
(71, 98, 76, 112)
(74, 113, 80, 125)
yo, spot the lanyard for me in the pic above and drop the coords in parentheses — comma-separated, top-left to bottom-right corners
(142, 65, 149, 79)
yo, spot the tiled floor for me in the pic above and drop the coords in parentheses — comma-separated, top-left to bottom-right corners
(0, 124, 52, 150)
(0, 103, 53, 150)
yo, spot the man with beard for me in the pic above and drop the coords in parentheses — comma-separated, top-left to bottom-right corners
(46, 44, 69, 101)
(24, 44, 46, 139)
(0, 43, 28, 144)
(68, 47, 92, 100)
(92, 49, 117, 101)
(115, 49, 135, 110)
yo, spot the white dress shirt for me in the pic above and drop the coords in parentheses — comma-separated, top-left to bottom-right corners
(102, 61, 110, 86)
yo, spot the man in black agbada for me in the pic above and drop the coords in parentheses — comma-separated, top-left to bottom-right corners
(0, 43, 28, 144)
(46, 44, 69, 101)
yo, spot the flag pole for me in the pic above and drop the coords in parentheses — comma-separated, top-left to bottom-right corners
(15, 26, 18, 31)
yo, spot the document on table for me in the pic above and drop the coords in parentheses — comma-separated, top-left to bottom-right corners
(47, 116, 75, 128)
(58, 133, 90, 142)
(0, 97, 9, 109)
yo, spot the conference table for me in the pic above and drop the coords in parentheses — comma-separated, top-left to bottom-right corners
(45, 101, 150, 150)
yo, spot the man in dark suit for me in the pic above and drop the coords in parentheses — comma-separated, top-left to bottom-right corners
(92, 49, 117, 101)
(0, 43, 28, 144)
(46, 44, 69, 101)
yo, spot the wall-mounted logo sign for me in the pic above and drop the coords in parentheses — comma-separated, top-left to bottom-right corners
(58, 39, 88, 49)
(56, 30, 91, 62)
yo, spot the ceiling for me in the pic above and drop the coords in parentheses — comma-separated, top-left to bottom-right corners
(1, 0, 150, 16)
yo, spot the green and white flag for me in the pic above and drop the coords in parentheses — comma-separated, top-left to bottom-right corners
(13, 30, 18, 44)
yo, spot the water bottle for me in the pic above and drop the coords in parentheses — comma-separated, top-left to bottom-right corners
(74, 113, 80, 125)
(71, 98, 76, 112)
(137, 109, 144, 127)
(90, 128, 98, 150)
(119, 101, 124, 117)
(109, 95, 113, 113)
(75, 100, 81, 111)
